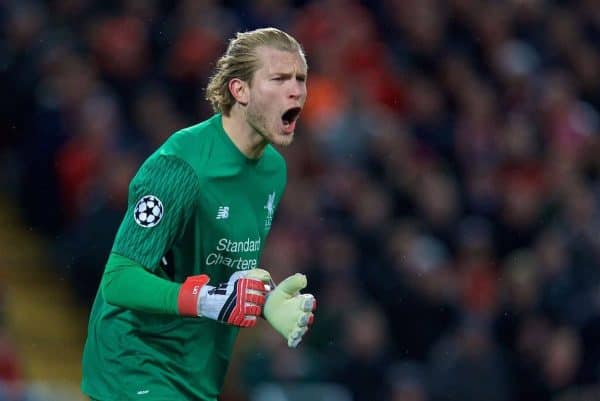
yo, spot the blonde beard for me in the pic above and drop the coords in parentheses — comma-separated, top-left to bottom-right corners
(246, 106, 295, 147)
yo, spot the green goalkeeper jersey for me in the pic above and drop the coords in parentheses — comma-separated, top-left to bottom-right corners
(81, 114, 286, 400)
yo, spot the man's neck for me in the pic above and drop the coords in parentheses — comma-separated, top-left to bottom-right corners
(221, 111, 267, 159)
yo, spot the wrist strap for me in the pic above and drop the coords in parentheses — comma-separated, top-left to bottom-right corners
(260, 278, 277, 319)
(178, 274, 210, 316)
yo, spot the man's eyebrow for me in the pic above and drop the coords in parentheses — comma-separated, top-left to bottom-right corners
(271, 71, 307, 79)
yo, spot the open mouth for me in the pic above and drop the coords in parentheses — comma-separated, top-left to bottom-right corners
(282, 107, 302, 126)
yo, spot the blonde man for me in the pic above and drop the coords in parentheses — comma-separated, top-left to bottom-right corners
(81, 27, 316, 401)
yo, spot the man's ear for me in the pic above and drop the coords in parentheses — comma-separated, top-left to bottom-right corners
(229, 78, 249, 106)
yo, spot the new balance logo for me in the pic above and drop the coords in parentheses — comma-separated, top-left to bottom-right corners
(216, 206, 230, 219)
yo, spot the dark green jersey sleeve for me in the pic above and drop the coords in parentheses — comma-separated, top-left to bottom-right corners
(112, 154, 200, 271)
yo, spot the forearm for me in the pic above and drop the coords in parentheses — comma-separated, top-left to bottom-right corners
(101, 252, 180, 315)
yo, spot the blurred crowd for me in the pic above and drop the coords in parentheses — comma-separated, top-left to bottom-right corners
(2, 0, 600, 400)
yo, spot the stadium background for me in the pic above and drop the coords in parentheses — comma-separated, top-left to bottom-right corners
(1, 0, 600, 400)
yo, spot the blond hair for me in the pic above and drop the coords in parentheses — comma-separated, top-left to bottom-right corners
(206, 27, 306, 116)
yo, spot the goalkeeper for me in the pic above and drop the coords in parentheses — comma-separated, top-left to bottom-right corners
(81, 27, 316, 401)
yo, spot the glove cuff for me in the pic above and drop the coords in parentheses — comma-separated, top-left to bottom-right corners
(259, 279, 277, 319)
(177, 274, 210, 316)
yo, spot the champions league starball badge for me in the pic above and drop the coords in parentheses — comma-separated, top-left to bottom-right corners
(134, 195, 164, 228)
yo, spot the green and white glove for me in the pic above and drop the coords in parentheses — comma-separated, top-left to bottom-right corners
(263, 273, 316, 348)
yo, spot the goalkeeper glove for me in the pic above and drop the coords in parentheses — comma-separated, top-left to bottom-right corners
(177, 269, 271, 328)
(263, 273, 316, 348)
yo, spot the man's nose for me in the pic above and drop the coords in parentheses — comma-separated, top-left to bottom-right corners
(288, 82, 304, 99)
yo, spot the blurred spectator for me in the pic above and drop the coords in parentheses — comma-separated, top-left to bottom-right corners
(455, 216, 499, 318)
(579, 299, 600, 384)
(54, 93, 124, 222)
(332, 304, 393, 401)
(541, 327, 582, 396)
(54, 149, 140, 303)
(378, 222, 459, 360)
(0, 288, 24, 400)
(386, 360, 430, 401)
(535, 226, 576, 324)
(0, 331, 23, 401)
(494, 249, 543, 351)
(131, 83, 187, 153)
(239, 326, 324, 389)
(429, 318, 512, 401)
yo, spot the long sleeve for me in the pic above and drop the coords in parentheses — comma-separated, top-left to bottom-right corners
(101, 252, 181, 314)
